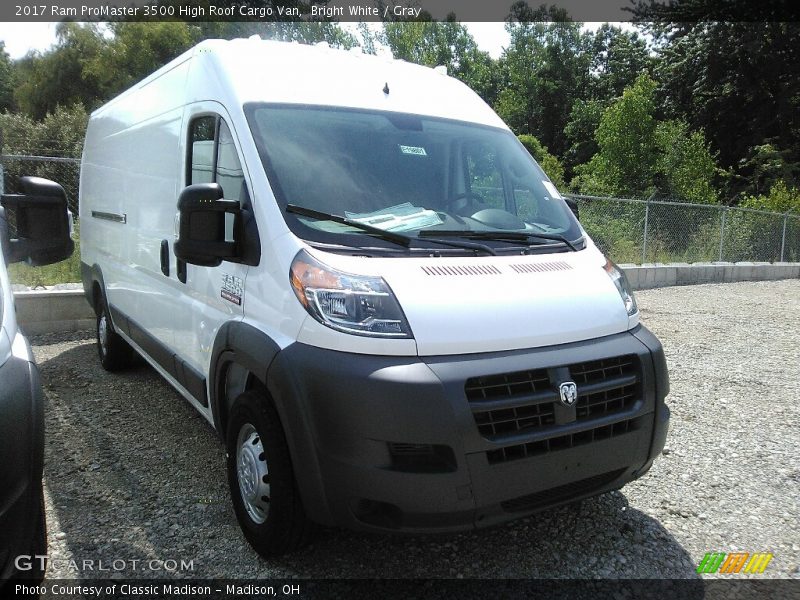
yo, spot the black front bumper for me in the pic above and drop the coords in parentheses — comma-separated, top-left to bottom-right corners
(0, 352, 45, 580)
(267, 325, 670, 533)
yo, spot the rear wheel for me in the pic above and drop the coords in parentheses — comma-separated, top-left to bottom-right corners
(96, 303, 133, 371)
(226, 391, 313, 557)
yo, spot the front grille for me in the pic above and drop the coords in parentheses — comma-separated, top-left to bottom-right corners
(465, 355, 643, 464)
(486, 415, 646, 464)
(466, 367, 553, 438)
(500, 468, 627, 513)
(572, 357, 639, 421)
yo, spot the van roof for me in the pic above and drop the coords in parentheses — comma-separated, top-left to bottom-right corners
(94, 38, 508, 130)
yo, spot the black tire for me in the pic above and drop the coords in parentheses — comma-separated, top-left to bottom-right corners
(226, 391, 313, 557)
(12, 484, 47, 585)
(96, 302, 133, 371)
(28, 485, 47, 584)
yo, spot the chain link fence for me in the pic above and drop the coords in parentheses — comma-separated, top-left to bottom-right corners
(570, 194, 800, 265)
(1, 155, 799, 285)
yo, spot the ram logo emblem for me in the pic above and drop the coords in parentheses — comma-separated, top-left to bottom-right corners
(558, 381, 578, 407)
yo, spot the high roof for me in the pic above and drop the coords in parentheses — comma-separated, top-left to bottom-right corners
(97, 38, 508, 130)
(200, 38, 506, 127)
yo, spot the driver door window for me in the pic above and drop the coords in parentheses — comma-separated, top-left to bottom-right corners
(187, 116, 246, 241)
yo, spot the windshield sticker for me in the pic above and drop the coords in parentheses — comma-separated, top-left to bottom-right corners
(399, 145, 428, 157)
(542, 180, 563, 200)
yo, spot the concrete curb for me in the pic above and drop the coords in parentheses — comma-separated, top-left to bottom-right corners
(11, 261, 800, 333)
(620, 261, 800, 290)
(13, 289, 94, 335)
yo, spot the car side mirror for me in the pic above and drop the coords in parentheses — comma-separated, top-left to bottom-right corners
(0, 176, 74, 266)
(174, 183, 241, 267)
(565, 197, 580, 221)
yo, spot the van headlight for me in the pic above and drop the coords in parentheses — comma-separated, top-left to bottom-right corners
(604, 258, 638, 316)
(290, 250, 412, 338)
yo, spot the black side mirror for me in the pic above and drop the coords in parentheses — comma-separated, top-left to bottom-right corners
(565, 197, 580, 221)
(174, 183, 241, 267)
(0, 176, 74, 266)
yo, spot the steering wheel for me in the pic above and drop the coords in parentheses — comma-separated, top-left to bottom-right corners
(449, 191, 488, 217)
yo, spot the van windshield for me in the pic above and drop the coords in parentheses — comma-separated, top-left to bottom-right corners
(245, 105, 583, 252)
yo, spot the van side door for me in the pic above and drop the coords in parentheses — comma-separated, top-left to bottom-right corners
(174, 104, 253, 399)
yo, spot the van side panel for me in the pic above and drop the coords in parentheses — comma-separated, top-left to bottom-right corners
(81, 60, 191, 367)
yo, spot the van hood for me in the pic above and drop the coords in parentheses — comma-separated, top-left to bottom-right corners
(310, 248, 635, 357)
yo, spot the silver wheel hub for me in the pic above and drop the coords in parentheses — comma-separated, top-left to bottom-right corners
(98, 314, 109, 356)
(236, 423, 270, 524)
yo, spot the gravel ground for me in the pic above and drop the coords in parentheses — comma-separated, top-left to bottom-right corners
(31, 280, 800, 580)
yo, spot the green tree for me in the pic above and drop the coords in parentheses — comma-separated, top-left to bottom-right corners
(635, 11, 800, 196)
(572, 74, 659, 197)
(737, 143, 800, 197)
(357, 22, 378, 55)
(517, 134, 566, 189)
(655, 120, 718, 204)
(0, 42, 14, 112)
(588, 24, 653, 101)
(572, 74, 720, 202)
(495, 12, 591, 158)
(14, 23, 108, 118)
(741, 180, 800, 213)
(563, 98, 604, 177)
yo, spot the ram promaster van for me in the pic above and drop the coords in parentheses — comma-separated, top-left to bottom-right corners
(79, 39, 669, 556)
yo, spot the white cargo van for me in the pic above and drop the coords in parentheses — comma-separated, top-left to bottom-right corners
(80, 39, 669, 556)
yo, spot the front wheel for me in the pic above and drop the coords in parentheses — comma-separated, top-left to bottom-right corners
(226, 391, 313, 557)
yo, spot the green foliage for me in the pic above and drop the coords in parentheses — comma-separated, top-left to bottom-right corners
(563, 99, 604, 177)
(588, 24, 654, 100)
(0, 42, 14, 112)
(738, 143, 800, 196)
(741, 180, 800, 214)
(655, 120, 718, 204)
(572, 74, 658, 197)
(572, 75, 719, 203)
(517, 134, 566, 189)
(642, 19, 800, 196)
(14, 23, 109, 119)
(356, 22, 378, 55)
(496, 19, 590, 157)
(0, 104, 87, 157)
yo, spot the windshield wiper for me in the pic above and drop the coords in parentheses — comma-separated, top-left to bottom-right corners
(286, 204, 497, 255)
(418, 229, 580, 252)
(286, 204, 411, 247)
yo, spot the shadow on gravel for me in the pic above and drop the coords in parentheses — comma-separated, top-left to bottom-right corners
(36, 335, 700, 582)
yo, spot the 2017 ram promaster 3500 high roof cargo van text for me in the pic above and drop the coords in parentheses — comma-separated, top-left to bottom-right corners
(79, 39, 670, 556)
